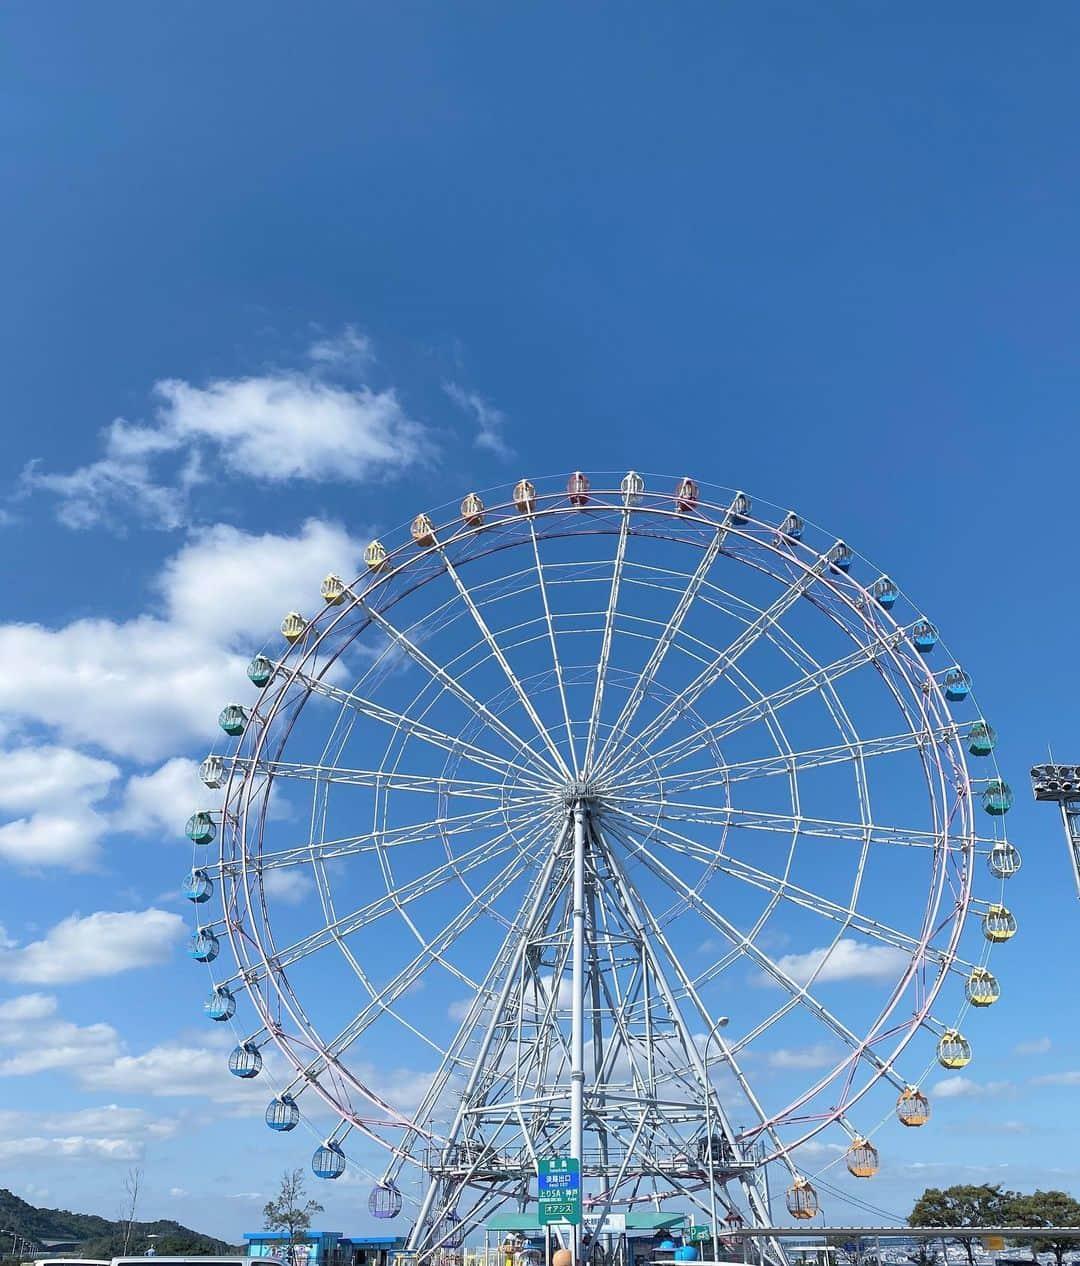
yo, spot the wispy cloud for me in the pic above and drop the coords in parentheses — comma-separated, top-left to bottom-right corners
(444, 381, 514, 460)
(1014, 1036, 1051, 1057)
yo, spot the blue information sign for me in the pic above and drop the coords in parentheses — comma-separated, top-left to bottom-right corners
(538, 1157, 582, 1226)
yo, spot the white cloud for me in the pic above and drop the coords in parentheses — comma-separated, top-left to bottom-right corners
(0, 519, 362, 764)
(761, 938, 909, 987)
(0, 1135, 142, 1162)
(159, 518, 361, 645)
(444, 382, 513, 460)
(261, 870, 313, 904)
(0, 993, 121, 1077)
(766, 1043, 837, 1070)
(169, 1187, 188, 1198)
(0, 807, 110, 870)
(80, 1038, 270, 1106)
(1014, 1035, 1051, 1056)
(25, 349, 434, 531)
(0, 908, 184, 984)
(448, 998, 473, 1021)
(0, 745, 119, 869)
(119, 757, 203, 836)
(931, 1075, 1013, 1099)
(0, 746, 119, 815)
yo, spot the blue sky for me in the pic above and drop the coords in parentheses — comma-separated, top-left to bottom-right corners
(2, 0, 1080, 1243)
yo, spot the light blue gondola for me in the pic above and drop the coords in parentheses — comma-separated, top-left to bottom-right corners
(190, 929, 220, 963)
(228, 1042, 263, 1079)
(967, 721, 997, 757)
(182, 869, 213, 903)
(312, 1141, 346, 1180)
(265, 1094, 300, 1131)
(206, 985, 236, 1021)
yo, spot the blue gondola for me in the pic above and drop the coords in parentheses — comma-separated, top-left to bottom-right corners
(730, 492, 751, 525)
(206, 986, 236, 1021)
(190, 929, 220, 963)
(828, 542, 853, 573)
(219, 704, 247, 736)
(228, 1042, 263, 1079)
(870, 576, 899, 610)
(312, 1141, 346, 1180)
(777, 510, 803, 541)
(912, 620, 938, 653)
(943, 668, 971, 702)
(265, 1094, 300, 1131)
(967, 720, 997, 757)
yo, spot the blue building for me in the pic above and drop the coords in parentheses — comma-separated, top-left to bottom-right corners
(245, 1232, 406, 1266)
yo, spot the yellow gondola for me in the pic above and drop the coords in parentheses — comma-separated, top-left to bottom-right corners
(321, 574, 346, 605)
(965, 967, 1000, 1007)
(281, 611, 306, 643)
(365, 540, 388, 571)
(513, 479, 537, 514)
(461, 492, 485, 526)
(785, 1177, 819, 1220)
(937, 1028, 972, 1069)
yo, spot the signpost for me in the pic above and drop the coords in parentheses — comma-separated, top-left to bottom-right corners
(538, 1158, 582, 1226)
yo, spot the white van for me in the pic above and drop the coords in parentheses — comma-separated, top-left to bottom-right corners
(112, 1259, 288, 1266)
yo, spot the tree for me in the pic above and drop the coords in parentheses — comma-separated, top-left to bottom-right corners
(119, 1167, 142, 1256)
(1006, 1190, 1080, 1266)
(909, 1185, 1016, 1266)
(263, 1170, 323, 1265)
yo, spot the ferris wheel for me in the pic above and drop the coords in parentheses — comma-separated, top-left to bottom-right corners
(183, 472, 1018, 1264)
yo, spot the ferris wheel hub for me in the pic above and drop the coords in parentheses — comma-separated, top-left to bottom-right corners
(561, 779, 602, 808)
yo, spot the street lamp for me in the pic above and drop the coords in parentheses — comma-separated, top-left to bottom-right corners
(702, 1016, 730, 1266)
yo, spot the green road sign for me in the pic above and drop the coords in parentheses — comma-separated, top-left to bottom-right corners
(538, 1157, 582, 1226)
(689, 1227, 713, 1243)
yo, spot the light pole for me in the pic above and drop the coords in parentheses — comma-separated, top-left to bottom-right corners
(1031, 763, 1080, 897)
(702, 1016, 730, 1266)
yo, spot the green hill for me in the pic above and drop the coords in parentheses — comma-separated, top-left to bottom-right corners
(0, 1188, 235, 1258)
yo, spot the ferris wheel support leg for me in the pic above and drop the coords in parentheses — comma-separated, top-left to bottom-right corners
(570, 801, 588, 1266)
(405, 823, 571, 1257)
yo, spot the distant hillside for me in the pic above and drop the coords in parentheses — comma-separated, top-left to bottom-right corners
(0, 1188, 235, 1258)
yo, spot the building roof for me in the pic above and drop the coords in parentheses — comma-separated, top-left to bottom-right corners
(485, 1214, 686, 1234)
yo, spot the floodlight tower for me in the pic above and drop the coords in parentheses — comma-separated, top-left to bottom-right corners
(1030, 763, 1080, 898)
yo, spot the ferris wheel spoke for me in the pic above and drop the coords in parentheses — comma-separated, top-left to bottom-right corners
(596, 545, 839, 781)
(433, 546, 573, 780)
(294, 670, 552, 787)
(582, 503, 632, 773)
(609, 798, 950, 850)
(251, 800, 547, 873)
(360, 599, 567, 782)
(603, 817, 893, 1076)
(592, 525, 725, 774)
(605, 806, 947, 967)
(239, 831, 530, 980)
(591, 820, 795, 1170)
(224, 755, 518, 799)
(614, 722, 962, 798)
(612, 624, 911, 785)
(528, 519, 580, 775)
(288, 810, 565, 1079)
